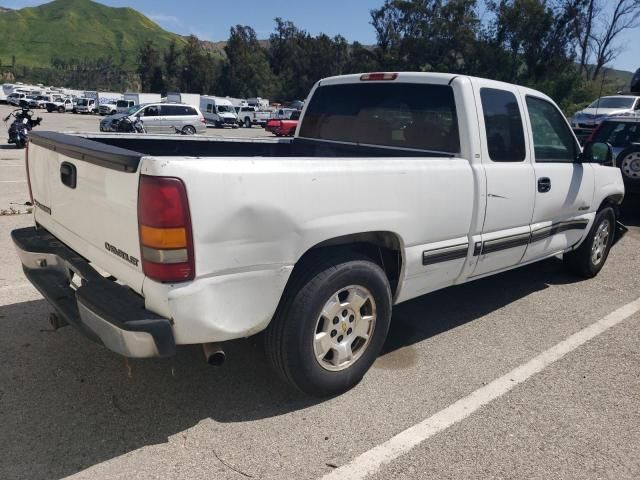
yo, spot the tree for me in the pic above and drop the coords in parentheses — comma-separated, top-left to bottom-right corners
(164, 40, 181, 91)
(221, 25, 277, 98)
(180, 35, 219, 94)
(590, 0, 640, 80)
(137, 40, 161, 92)
(370, 0, 481, 73)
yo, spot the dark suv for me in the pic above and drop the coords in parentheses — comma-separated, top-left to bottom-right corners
(590, 116, 640, 194)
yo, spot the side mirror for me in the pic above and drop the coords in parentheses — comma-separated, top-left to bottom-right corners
(581, 141, 614, 166)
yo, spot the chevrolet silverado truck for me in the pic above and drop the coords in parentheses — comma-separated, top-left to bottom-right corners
(13, 72, 625, 397)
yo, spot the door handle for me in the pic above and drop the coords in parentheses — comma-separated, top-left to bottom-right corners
(60, 162, 77, 189)
(538, 177, 551, 193)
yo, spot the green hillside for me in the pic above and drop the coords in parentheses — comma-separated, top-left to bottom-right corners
(0, 0, 185, 69)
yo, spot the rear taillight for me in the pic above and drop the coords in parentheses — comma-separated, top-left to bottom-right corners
(138, 175, 195, 283)
(360, 72, 398, 81)
(25, 142, 33, 204)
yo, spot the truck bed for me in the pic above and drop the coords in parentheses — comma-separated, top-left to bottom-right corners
(30, 131, 453, 172)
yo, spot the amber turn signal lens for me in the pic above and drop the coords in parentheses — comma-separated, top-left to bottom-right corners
(140, 225, 187, 249)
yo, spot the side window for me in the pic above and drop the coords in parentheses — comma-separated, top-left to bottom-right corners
(635, 99, 640, 111)
(207, 103, 213, 113)
(526, 96, 576, 163)
(143, 106, 159, 117)
(480, 88, 526, 162)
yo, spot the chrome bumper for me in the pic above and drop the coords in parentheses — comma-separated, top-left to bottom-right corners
(12, 227, 175, 358)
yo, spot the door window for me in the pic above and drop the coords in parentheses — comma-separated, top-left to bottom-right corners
(143, 106, 159, 117)
(480, 88, 526, 162)
(526, 96, 577, 163)
(207, 103, 214, 113)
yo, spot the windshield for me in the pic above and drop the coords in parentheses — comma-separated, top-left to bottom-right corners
(126, 105, 141, 115)
(217, 105, 233, 113)
(117, 100, 131, 108)
(77, 99, 88, 106)
(587, 97, 635, 109)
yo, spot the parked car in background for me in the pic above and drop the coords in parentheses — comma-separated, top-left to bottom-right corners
(75, 97, 98, 114)
(237, 105, 271, 128)
(631, 68, 640, 94)
(271, 108, 297, 120)
(15, 72, 625, 397)
(265, 110, 300, 136)
(46, 97, 74, 113)
(99, 100, 118, 116)
(571, 95, 640, 142)
(100, 102, 206, 135)
(200, 96, 239, 128)
(589, 116, 640, 195)
(7, 92, 27, 106)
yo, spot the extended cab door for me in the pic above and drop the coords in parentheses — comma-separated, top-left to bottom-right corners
(520, 93, 594, 262)
(471, 80, 536, 277)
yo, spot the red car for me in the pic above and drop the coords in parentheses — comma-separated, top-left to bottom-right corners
(266, 110, 301, 137)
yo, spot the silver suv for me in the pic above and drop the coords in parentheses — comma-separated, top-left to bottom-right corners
(100, 103, 206, 135)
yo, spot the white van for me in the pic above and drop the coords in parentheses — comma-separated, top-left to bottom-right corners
(200, 96, 239, 128)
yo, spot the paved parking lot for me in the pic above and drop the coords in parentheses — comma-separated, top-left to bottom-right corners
(1, 104, 640, 480)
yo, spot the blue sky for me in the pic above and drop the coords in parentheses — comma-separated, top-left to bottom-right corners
(3, 0, 639, 72)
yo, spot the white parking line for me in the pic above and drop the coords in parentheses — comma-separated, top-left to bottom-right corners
(0, 180, 26, 183)
(321, 297, 640, 480)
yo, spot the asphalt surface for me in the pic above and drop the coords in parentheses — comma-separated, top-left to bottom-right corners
(1, 104, 639, 480)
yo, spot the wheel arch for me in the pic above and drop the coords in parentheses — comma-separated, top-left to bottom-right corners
(290, 231, 406, 302)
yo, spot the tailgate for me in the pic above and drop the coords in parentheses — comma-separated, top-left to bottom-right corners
(27, 132, 146, 293)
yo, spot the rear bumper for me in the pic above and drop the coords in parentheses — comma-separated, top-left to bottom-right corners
(12, 227, 175, 358)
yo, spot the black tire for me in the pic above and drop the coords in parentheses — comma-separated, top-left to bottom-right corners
(617, 146, 640, 183)
(564, 207, 615, 278)
(244, 118, 251, 128)
(182, 125, 197, 135)
(264, 251, 392, 397)
(57, 106, 64, 113)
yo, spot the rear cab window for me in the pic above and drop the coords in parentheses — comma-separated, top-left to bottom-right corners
(299, 82, 460, 154)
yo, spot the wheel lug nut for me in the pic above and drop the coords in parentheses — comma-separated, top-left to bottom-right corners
(333, 317, 339, 325)
(347, 328, 353, 335)
(349, 315, 354, 322)
(337, 335, 344, 342)
(331, 330, 337, 338)
(342, 310, 348, 317)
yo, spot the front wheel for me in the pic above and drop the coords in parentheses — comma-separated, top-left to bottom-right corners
(264, 252, 392, 397)
(182, 125, 196, 135)
(57, 106, 65, 113)
(564, 207, 615, 278)
(244, 118, 251, 128)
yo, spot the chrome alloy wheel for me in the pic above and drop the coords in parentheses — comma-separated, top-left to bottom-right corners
(313, 285, 377, 372)
(591, 219, 611, 266)
(621, 151, 640, 179)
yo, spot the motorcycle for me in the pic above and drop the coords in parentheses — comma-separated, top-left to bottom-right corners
(4, 107, 42, 149)
(114, 115, 146, 134)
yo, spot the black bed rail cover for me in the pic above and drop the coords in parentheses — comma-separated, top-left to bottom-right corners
(29, 131, 143, 173)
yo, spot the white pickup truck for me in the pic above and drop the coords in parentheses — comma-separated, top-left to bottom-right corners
(13, 72, 625, 397)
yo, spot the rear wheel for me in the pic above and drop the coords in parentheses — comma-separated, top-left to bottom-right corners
(182, 125, 197, 135)
(57, 106, 64, 113)
(564, 207, 615, 278)
(244, 118, 251, 128)
(264, 251, 392, 397)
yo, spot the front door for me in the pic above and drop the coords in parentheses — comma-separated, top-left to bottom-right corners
(520, 94, 594, 263)
(471, 80, 536, 277)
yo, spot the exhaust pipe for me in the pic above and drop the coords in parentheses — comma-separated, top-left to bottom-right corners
(202, 343, 226, 366)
